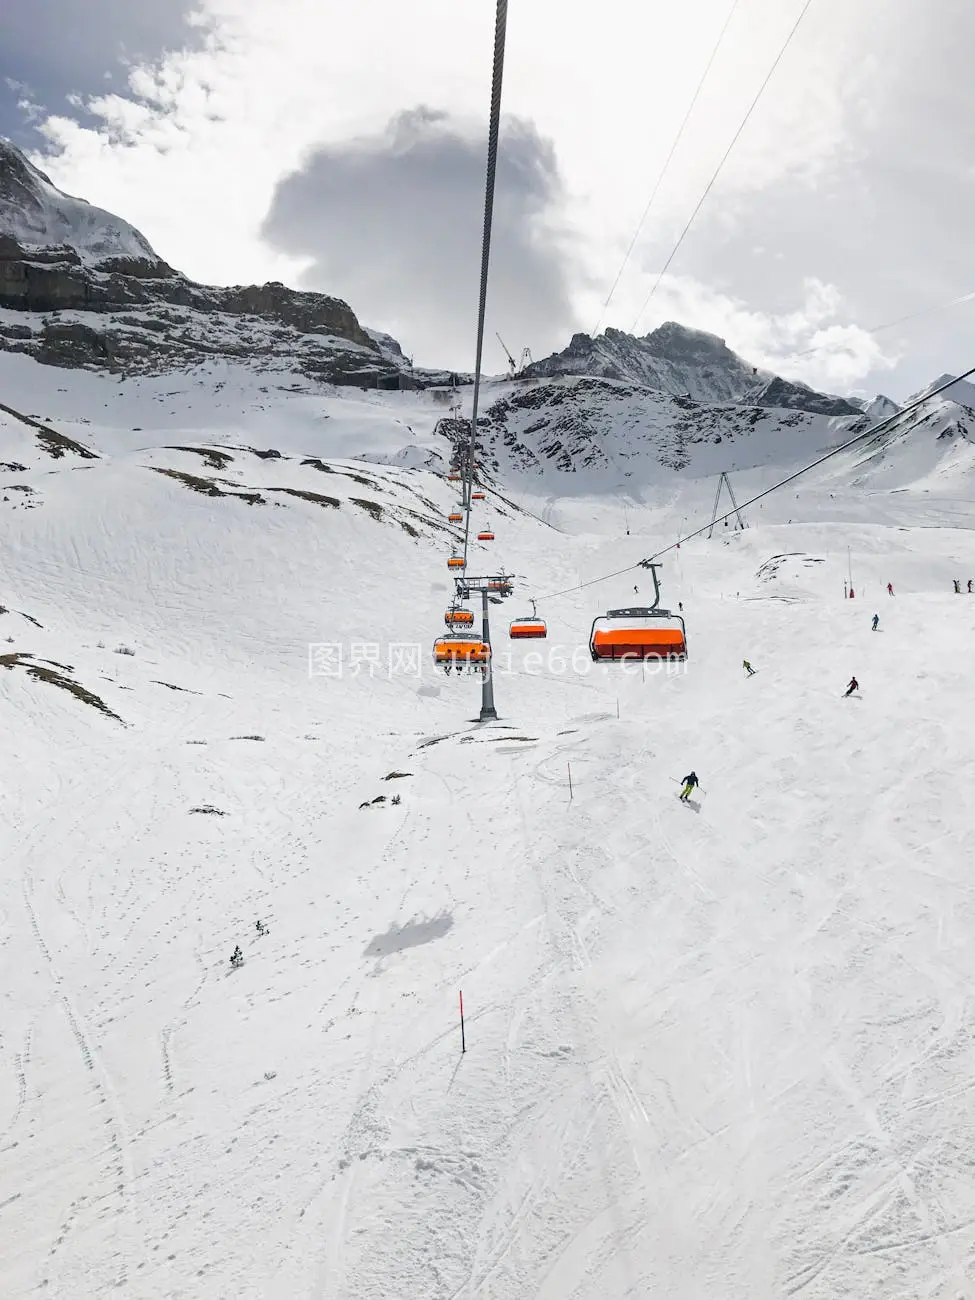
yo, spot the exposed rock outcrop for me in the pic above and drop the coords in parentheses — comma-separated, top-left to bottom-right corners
(522, 322, 861, 417)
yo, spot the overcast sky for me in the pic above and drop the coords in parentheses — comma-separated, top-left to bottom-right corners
(2, 0, 974, 398)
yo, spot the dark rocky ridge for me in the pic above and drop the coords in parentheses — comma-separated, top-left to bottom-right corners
(523, 323, 861, 418)
(0, 232, 370, 345)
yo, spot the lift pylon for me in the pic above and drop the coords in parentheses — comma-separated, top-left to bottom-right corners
(453, 573, 514, 721)
(707, 471, 747, 539)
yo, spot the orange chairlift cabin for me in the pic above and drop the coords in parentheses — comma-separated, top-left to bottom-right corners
(444, 604, 474, 628)
(472, 490, 486, 501)
(509, 599, 547, 640)
(447, 553, 466, 571)
(589, 563, 687, 661)
(448, 511, 464, 523)
(447, 470, 461, 482)
(487, 574, 514, 597)
(433, 632, 491, 673)
(477, 529, 495, 542)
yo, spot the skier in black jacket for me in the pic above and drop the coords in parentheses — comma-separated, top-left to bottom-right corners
(679, 771, 699, 801)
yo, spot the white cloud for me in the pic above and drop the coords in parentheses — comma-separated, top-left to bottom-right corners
(25, 2, 866, 280)
(261, 108, 578, 371)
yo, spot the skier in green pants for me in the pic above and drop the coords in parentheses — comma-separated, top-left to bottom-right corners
(679, 771, 699, 801)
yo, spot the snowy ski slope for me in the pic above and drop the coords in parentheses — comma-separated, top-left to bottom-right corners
(2, 355, 975, 1299)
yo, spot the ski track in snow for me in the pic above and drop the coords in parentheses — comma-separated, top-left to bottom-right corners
(3, 355, 975, 1296)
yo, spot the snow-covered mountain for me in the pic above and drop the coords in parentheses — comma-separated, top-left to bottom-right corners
(910, 372, 975, 412)
(0, 139, 159, 265)
(523, 323, 861, 417)
(861, 393, 901, 421)
(838, 390, 975, 492)
(472, 375, 861, 486)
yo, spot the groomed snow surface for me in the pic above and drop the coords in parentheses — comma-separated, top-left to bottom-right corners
(2, 358, 975, 1299)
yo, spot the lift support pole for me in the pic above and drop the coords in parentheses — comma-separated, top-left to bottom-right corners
(456, 573, 507, 722)
(479, 587, 498, 721)
(707, 471, 747, 539)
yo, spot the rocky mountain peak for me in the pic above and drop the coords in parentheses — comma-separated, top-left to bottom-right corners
(863, 394, 901, 421)
(521, 320, 861, 417)
(641, 321, 739, 366)
(923, 374, 975, 411)
(0, 138, 161, 266)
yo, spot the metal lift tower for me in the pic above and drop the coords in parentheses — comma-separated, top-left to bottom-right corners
(707, 471, 747, 539)
(454, 573, 513, 722)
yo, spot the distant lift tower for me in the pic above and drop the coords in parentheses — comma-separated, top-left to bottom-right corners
(708, 470, 747, 539)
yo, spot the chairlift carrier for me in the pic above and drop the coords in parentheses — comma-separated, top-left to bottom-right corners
(589, 564, 687, 661)
(509, 598, 547, 640)
(433, 632, 491, 668)
(445, 605, 475, 628)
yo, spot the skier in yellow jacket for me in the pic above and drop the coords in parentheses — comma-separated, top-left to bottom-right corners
(679, 771, 699, 802)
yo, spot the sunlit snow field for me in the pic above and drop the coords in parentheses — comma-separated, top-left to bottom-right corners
(2, 354, 975, 1299)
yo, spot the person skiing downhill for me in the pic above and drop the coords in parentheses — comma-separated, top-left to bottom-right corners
(679, 771, 699, 801)
(969, 579, 973, 593)
(872, 614, 879, 631)
(887, 583, 894, 596)
(743, 659, 756, 676)
(954, 579, 961, 593)
(844, 676, 859, 697)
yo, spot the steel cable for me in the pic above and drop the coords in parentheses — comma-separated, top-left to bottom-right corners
(462, 0, 509, 568)
(631, 0, 816, 334)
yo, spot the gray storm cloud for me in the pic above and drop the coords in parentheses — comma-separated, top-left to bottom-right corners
(261, 107, 579, 370)
(1, 0, 202, 146)
(628, 0, 975, 398)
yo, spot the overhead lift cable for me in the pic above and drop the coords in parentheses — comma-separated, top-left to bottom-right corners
(592, 0, 742, 338)
(631, 0, 816, 335)
(534, 363, 975, 604)
(791, 288, 975, 361)
(461, 0, 509, 568)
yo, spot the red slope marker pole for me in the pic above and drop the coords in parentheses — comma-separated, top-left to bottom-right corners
(459, 990, 466, 1054)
